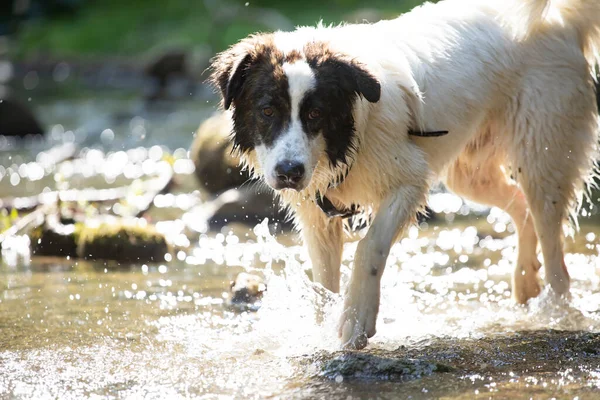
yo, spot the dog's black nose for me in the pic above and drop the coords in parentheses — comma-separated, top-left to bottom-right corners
(275, 161, 305, 189)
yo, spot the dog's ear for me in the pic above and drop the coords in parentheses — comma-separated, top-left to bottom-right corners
(209, 43, 255, 110)
(306, 44, 381, 103)
(339, 59, 381, 103)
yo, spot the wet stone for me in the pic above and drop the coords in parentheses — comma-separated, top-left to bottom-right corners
(30, 220, 169, 264)
(302, 330, 600, 385)
(309, 350, 452, 381)
(227, 272, 267, 312)
(402, 330, 600, 374)
(78, 223, 169, 263)
(190, 111, 246, 194)
(30, 223, 78, 258)
(190, 111, 290, 228)
(0, 95, 45, 137)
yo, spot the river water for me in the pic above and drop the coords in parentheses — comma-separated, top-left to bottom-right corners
(2, 84, 600, 399)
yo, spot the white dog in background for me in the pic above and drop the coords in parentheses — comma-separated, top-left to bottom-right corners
(209, 0, 600, 349)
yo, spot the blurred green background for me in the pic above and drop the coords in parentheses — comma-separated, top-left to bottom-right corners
(6, 0, 426, 60)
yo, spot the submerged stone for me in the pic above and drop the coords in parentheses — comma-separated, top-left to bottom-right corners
(227, 272, 266, 312)
(313, 350, 451, 381)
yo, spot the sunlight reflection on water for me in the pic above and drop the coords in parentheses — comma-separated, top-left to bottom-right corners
(4, 208, 600, 398)
(1, 104, 600, 396)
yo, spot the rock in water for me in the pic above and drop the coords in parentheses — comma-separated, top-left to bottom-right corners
(145, 50, 187, 84)
(77, 223, 169, 263)
(30, 223, 78, 258)
(30, 219, 169, 264)
(316, 351, 450, 381)
(0, 96, 44, 137)
(227, 272, 266, 312)
(190, 111, 290, 228)
(144, 50, 189, 101)
(190, 111, 246, 193)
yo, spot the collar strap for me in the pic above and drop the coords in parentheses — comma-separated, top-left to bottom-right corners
(314, 128, 449, 219)
(315, 165, 360, 219)
(316, 194, 360, 219)
(408, 129, 449, 137)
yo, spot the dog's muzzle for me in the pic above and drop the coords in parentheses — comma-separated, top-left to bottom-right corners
(274, 160, 305, 190)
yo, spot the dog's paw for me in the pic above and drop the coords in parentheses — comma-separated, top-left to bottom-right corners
(337, 287, 379, 350)
(512, 259, 542, 304)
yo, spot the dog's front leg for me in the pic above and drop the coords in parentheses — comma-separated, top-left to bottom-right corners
(296, 204, 344, 293)
(338, 184, 426, 349)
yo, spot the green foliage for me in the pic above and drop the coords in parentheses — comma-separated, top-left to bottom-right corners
(0, 208, 19, 234)
(16, 0, 212, 57)
(1, 209, 11, 234)
(14, 0, 425, 58)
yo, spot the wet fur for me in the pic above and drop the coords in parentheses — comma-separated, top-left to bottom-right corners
(209, 0, 600, 349)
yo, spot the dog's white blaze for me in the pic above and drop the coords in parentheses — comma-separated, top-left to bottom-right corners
(282, 61, 315, 121)
(257, 61, 323, 190)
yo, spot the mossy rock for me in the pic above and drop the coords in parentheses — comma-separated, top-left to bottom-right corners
(190, 111, 247, 194)
(77, 223, 169, 263)
(30, 223, 81, 258)
(30, 221, 169, 263)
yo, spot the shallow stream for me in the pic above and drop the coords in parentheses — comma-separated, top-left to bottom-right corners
(2, 84, 600, 399)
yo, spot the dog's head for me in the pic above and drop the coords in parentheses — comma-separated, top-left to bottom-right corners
(209, 34, 380, 192)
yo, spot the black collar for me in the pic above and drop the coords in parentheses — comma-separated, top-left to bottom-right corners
(316, 196, 359, 218)
(315, 164, 359, 219)
(408, 129, 449, 137)
(315, 128, 449, 219)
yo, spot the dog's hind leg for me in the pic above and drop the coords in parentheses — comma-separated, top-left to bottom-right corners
(508, 74, 598, 299)
(445, 155, 541, 303)
(513, 157, 572, 299)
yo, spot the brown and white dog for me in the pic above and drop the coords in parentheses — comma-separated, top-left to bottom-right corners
(209, 0, 600, 349)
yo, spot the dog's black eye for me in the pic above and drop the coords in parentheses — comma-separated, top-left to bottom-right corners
(262, 107, 274, 117)
(308, 108, 321, 120)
